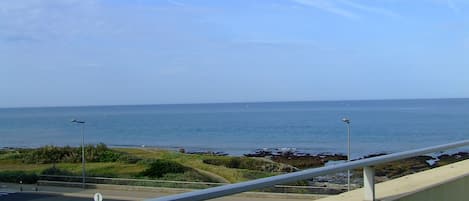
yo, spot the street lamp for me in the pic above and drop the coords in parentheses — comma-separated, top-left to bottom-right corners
(342, 117, 351, 191)
(71, 119, 86, 189)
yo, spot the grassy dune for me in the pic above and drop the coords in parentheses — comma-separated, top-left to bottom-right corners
(0, 147, 281, 184)
(116, 148, 278, 182)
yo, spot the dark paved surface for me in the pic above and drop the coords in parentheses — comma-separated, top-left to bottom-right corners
(0, 192, 130, 201)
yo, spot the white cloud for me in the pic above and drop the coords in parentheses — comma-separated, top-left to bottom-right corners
(0, 0, 100, 43)
(464, 37, 469, 48)
(339, 0, 400, 18)
(292, 0, 359, 19)
(167, 0, 186, 7)
(446, 0, 460, 13)
(291, 0, 399, 19)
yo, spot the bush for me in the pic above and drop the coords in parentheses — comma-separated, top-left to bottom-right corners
(41, 166, 74, 176)
(117, 154, 141, 164)
(201, 158, 228, 166)
(18, 143, 136, 164)
(0, 150, 22, 160)
(0, 171, 38, 184)
(98, 150, 121, 162)
(229, 158, 241, 168)
(140, 160, 188, 178)
(137, 158, 159, 165)
(203, 157, 277, 171)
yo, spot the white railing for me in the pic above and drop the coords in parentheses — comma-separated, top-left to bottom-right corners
(147, 139, 469, 201)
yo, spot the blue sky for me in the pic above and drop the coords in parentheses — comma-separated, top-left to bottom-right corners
(1, 0, 469, 107)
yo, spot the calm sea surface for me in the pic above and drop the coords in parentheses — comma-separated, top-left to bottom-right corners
(1, 99, 468, 157)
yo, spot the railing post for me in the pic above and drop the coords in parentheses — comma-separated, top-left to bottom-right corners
(363, 166, 375, 201)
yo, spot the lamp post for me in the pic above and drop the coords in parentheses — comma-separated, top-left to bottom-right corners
(342, 117, 351, 191)
(71, 119, 86, 189)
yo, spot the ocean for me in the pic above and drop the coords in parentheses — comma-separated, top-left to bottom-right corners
(1, 99, 468, 158)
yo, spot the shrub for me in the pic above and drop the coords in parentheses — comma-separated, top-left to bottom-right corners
(203, 157, 277, 171)
(271, 156, 324, 169)
(17, 143, 134, 164)
(117, 154, 141, 164)
(137, 158, 159, 165)
(0, 150, 22, 160)
(140, 160, 187, 178)
(202, 158, 228, 166)
(41, 166, 74, 176)
(98, 150, 121, 162)
(229, 157, 241, 168)
(0, 171, 38, 184)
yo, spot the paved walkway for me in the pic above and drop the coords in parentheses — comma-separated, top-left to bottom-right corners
(0, 182, 327, 201)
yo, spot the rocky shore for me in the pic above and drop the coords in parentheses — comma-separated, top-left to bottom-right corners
(242, 148, 469, 193)
(244, 148, 347, 169)
(70, 145, 467, 194)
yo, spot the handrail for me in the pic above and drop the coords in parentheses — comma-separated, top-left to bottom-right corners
(39, 175, 227, 185)
(146, 139, 469, 201)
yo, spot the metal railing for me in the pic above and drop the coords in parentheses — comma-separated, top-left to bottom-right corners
(39, 175, 227, 189)
(39, 174, 345, 194)
(147, 139, 469, 201)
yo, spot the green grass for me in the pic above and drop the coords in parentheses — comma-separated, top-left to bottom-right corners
(0, 147, 283, 184)
(118, 148, 280, 182)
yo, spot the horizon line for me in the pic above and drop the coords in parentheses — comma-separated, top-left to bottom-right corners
(2, 97, 468, 110)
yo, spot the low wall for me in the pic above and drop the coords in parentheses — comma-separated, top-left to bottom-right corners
(395, 174, 469, 201)
(316, 159, 469, 201)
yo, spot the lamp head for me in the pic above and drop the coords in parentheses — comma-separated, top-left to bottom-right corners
(71, 119, 85, 124)
(342, 117, 350, 124)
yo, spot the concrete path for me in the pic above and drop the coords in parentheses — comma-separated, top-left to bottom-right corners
(0, 182, 327, 201)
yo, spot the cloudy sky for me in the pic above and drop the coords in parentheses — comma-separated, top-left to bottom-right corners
(1, 0, 469, 107)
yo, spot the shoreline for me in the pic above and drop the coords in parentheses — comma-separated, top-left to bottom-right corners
(3, 144, 469, 159)
(4, 144, 468, 169)
(1, 144, 468, 193)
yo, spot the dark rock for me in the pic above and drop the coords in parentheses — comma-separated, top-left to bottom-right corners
(435, 152, 469, 167)
(186, 151, 228, 156)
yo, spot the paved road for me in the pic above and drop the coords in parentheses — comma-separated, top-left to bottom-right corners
(0, 182, 325, 201)
(0, 192, 128, 201)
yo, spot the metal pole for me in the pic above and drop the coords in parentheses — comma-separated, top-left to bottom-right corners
(347, 123, 351, 191)
(81, 123, 86, 189)
(363, 166, 375, 201)
(342, 117, 351, 191)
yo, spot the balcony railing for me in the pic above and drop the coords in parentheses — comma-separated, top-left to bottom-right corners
(146, 139, 469, 201)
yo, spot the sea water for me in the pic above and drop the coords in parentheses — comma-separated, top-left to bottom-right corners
(1, 99, 468, 157)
